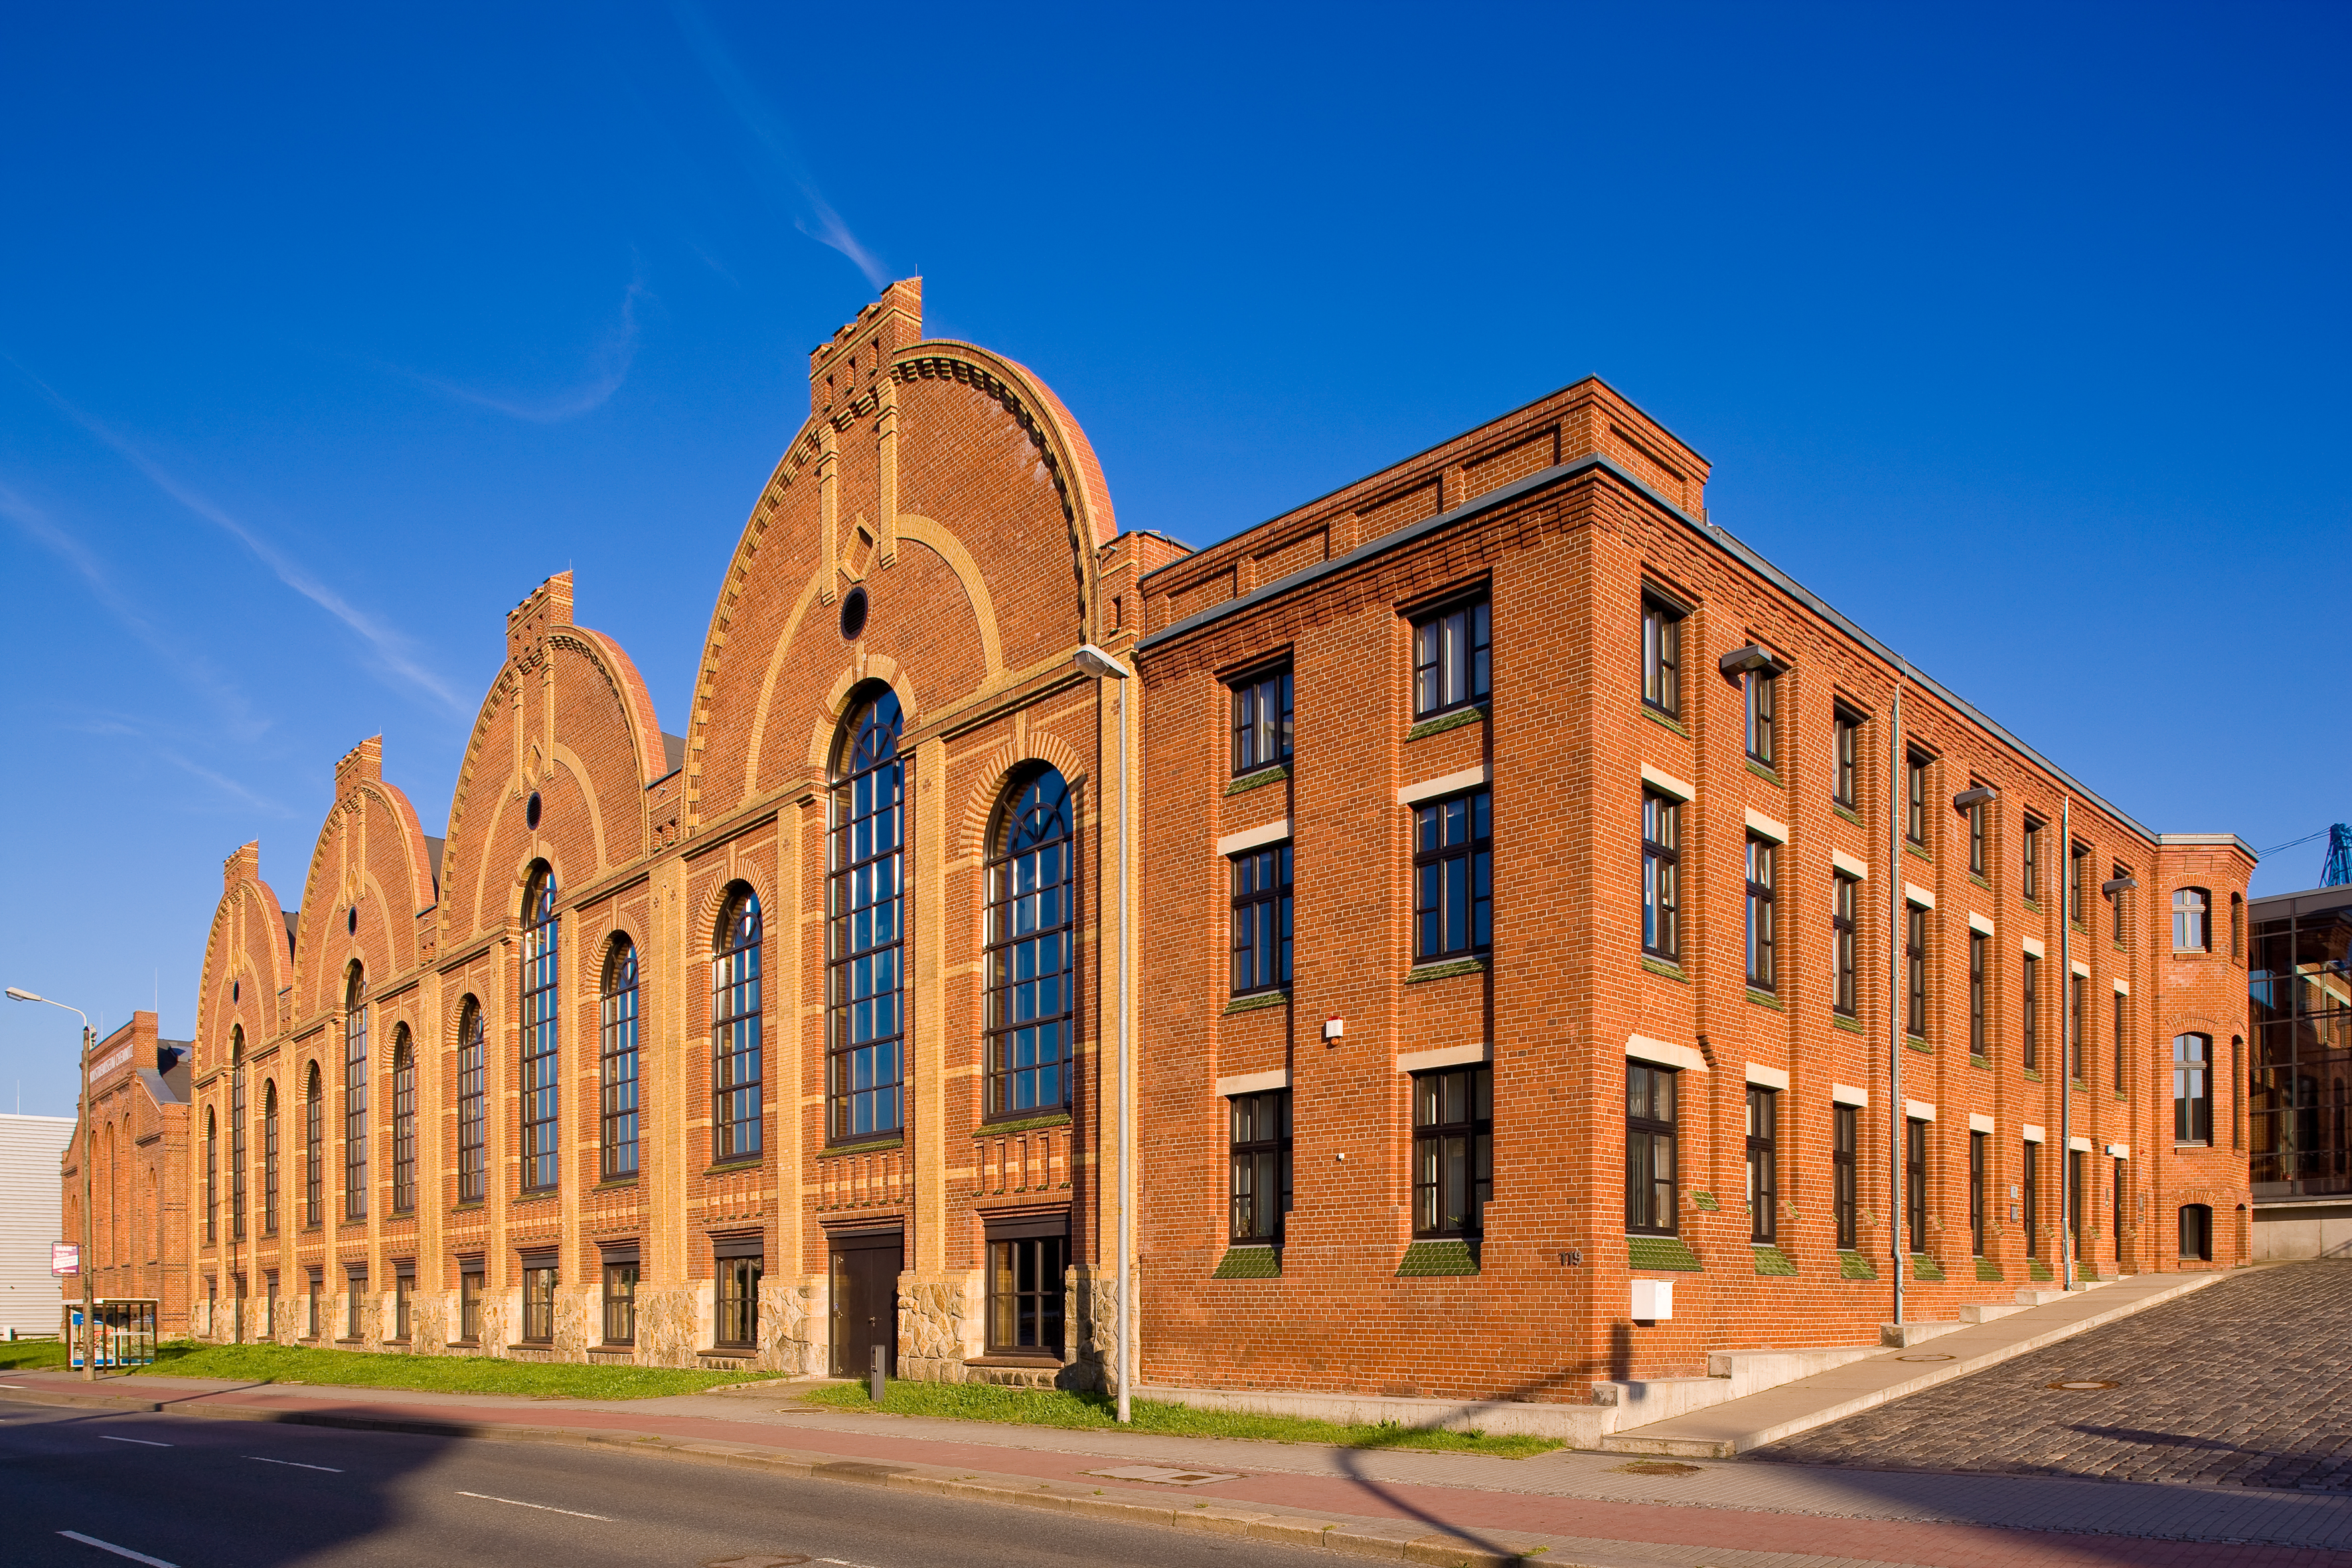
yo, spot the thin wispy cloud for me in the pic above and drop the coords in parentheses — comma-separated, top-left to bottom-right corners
(401, 277, 647, 422)
(57, 709, 294, 817)
(153, 745, 295, 817)
(0, 477, 268, 740)
(5, 359, 469, 714)
(672, 1, 891, 290)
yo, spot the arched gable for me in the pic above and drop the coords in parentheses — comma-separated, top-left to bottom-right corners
(193, 844, 292, 1081)
(288, 737, 437, 1019)
(439, 572, 668, 943)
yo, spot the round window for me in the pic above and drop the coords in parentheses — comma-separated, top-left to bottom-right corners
(840, 586, 869, 641)
(526, 791, 542, 830)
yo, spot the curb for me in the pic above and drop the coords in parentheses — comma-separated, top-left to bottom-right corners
(0, 1385, 1579, 1567)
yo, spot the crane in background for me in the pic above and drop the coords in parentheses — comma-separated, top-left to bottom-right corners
(2325, 824, 2352, 890)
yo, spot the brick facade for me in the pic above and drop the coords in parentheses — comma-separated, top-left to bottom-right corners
(60, 1010, 193, 1336)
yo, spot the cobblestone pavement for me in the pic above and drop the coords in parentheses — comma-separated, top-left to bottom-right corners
(1751, 1261, 2352, 1490)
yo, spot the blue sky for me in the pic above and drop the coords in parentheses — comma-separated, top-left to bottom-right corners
(2, 3, 2344, 1117)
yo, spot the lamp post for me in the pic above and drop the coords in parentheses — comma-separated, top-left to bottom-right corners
(1071, 643, 1134, 1424)
(7, 988, 97, 1381)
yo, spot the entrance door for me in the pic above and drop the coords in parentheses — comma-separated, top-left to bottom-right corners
(828, 1234, 902, 1378)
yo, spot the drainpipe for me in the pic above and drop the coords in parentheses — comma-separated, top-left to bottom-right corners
(2060, 795, 2075, 1292)
(1889, 687, 1905, 1327)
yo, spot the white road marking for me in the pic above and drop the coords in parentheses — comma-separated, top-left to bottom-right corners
(98, 1435, 172, 1447)
(58, 1531, 181, 1568)
(456, 1490, 613, 1521)
(248, 1455, 342, 1472)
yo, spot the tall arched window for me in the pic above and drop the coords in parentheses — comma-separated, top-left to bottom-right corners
(390, 1026, 416, 1215)
(104, 1124, 118, 1267)
(230, 1028, 247, 1241)
(261, 1079, 279, 1237)
(601, 939, 640, 1179)
(344, 965, 368, 1220)
(204, 1108, 218, 1245)
(303, 1063, 323, 1228)
(456, 998, 486, 1203)
(520, 867, 560, 1192)
(987, 768, 1075, 1118)
(713, 889, 763, 1160)
(828, 688, 904, 1142)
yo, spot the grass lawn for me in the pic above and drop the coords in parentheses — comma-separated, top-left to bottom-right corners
(801, 1379, 1563, 1458)
(0, 1340, 70, 1373)
(122, 1340, 761, 1400)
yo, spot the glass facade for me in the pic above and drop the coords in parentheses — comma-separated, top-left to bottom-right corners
(2249, 897, 2352, 1198)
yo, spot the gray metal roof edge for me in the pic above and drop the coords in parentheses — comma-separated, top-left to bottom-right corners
(2249, 882, 2352, 914)
(2157, 833, 2260, 856)
(1139, 449, 2174, 846)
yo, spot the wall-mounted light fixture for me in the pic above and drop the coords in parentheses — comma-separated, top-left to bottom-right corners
(1718, 645, 1777, 676)
(2102, 876, 2138, 897)
(1952, 786, 1998, 810)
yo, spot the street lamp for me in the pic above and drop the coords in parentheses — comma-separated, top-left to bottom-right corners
(7, 987, 97, 1381)
(1071, 644, 1134, 1424)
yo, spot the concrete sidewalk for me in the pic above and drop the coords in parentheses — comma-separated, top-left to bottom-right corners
(1602, 1270, 2227, 1458)
(5, 1356, 2348, 1568)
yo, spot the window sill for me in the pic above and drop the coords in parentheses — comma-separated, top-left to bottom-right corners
(508, 1342, 557, 1354)
(1406, 704, 1486, 743)
(1903, 842, 1932, 862)
(384, 1337, 412, 1347)
(1911, 1253, 1948, 1282)
(1904, 1038, 1933, 1054)
(1832, 802, 1863, 826)
(1405, 956, 1488, 984)
(817, 1138, 902, 1160)
(1638, 704, 1689, 738)
(2023, 899, 2043, 915)
(1968, 872, 1991, 890)
(1744, 760, 1782, 787)
(594, 1176, 641, 1192)
(448, 1202, 484, 1214)
(1838, 1250, 1878, 1280)
(704, 1156, 766, 1175)
(1753, 1244, 1798, 1277)
(445, 1339, 478, 1350)
(1831, 1013, 1865, 1034)
(1224, 763, 1289, 797)
(1745, 988, 1784, 1012)
(590, 1343, 635, 1354)
(333, 1338, 367, 1346)
(1223, 990, 1289, 1016)
(1969, 1054, 1992, 1071)
(696, 1347, 757, 1360)
(1212, 1245, 1281, 1279)
(512, 1190, 557, 1206)
(969, 1353, 1065, 1369)
(2023, 1068, 2044, 1081)
(1398, 1238, 1480, 1277)
(977, 1113, 1071, 1138)
(1640, 955, 1687, 982)
(1690, 1190, 1721, 1213)
(1627, 1235, 1703, 1272)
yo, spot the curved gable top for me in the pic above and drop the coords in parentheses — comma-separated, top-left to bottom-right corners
(195, 841, 293, 1074)
(290, 738, 439, 1012)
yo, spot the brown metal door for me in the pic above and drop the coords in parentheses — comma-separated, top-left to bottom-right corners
(828, 1239, 901, 1378)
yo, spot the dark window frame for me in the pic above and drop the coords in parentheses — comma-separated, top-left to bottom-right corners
(1640, 593, 1683, 717)
(2021, 952, 2041, 1071)
(827, 688, 905, 1145)
(985, 769, 1077, 1119)
(1228, 1089, 1293, 1243)
(2022, 1140, 2040, 1258)
(1967, 794, 1988, 877)
(1745, 836, 1776, 991)
(1905, 903, 1928, 1039)
(456, 999, 485, 1204)
(1905, 751, 1929, 846)
(2113, 989, 2128, 1091)
(2173, 1032, 2212, 1145)
(230, 1043, 246, 1242)
(2070, 971, 2086, 1083)
(1832, 1103, 1859, 1249)
(1642, 790, 1680, 961)
(1626, 1062, 1678, 1236)
(2173, 887, 2211, 953)
(1968, 1130, 1988, 1257)
(458, 1267, 483, 1342)
(2021, 817, 2043, 902)
(1412, 1064, 1493, 1239)
(204, 1107, 218, 1245)
(1905, 1118, 1929, 1256)
(2179, 1202, 2213, 1261)
(519, 867, 560, 1193)
(1968, 930, 1988, 1058)
(1746, 1086, 1778, 1243)
(601, 940, 641, 1179)
(343, 968, 368, 1222)
(1832, 871, 1858, 1016)
(303, 1063, 322, 1229)
(986, 1233, 1065, 1357)
(346, 1267, 368, 1342)
(1229, 842, 1294, 997)
(1412, 595, 1491, 720)
(1412, 788, 1492, 963)
(1745, 668, 1776, 769)
(521, 1261, 556, 1344)
(715, 1253, 761, 1348)
(715, 888, 765, 1158)
(390, 1028, 416, 1215)
(1230, 662, 1294, 776)
(261, 1079, 278, 1237)
(1832, 707, 1861, 807)
(601, 1258, 638, 1345)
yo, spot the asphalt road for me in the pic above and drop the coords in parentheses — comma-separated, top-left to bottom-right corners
(0, 1400, 1323, 1568)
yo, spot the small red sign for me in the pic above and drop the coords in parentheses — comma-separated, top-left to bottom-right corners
(51, 1241, 78, 1276)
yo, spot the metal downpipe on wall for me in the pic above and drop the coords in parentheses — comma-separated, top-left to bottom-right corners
(1888, 688, 1905, 1327)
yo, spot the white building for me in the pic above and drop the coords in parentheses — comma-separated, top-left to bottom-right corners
(0, 1113, 76, 1335)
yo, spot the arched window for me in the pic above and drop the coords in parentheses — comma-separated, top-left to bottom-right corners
(344, 965, 368, 1221)
(2173, 888, 2210, 952)
(601, 939, 640, 1179)
(2179, 1202, 2213, 1261)
(390, 1027, 416, 1215)
(103, 1123, 117, 1267)
(986, 767, 1076, 1118)
(520, 867, 560, 1192)
(204, 1108, 218, 1246)
(456, 998, 486, 1203)
(828, 688, 904, 1142)
(713, 888, 763, 1160)
(2173, 1033, 2213, 1145)
(303, 1063, 323, 1228)
(262, 1079, 279, 1237)
(230, 1027, 247, 1242)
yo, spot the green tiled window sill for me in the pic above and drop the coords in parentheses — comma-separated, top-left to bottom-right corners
(1405, 956, 1488, 984)
(1406, 704, 1486, 743)
(1212, 1245, 1281, 1279)
(1969, 1054, 1993, 1071)
(1904, 842, 1931, 862)
(976, 1113, 1071, 1139)
(2023, 1068, 2044, 1081)
(1223, 990, 1289, 1016)
(2023, 899, 2043, 915)
(1640, 704, 1689, 738)
(1745, 761, 1783, 787)
(1976, 1257, 2003, 1282)
(1753, 1245, 1798, 1277)
(817, 1138, 902, 1160)
(1224, 764, 1289, 797)
(1838, 1250, 1878, 1280)
(1905, 1038, 1934, 1054)
(1628, 1235, 1703, 1272)
(1969, 873, 1992, 891)
(2029, 1259, 2054, 1281)
(1641, 956, 1687, 982)
(1911, 1253, 1946, 1281)
(1747, 988, 1784, 1012)
(1832, 1013, 1865, 1034)
(1832, 803, 1864, 826)
(1398, 1239, 1479, 1277)
(1691, 1191, 1721, 1213)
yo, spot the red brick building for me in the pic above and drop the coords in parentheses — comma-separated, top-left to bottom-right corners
(1131, 378, 2252, 1430)
(59, 1012, 195, 1336)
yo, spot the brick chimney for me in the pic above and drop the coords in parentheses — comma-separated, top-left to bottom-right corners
(809, 278, 923, 419)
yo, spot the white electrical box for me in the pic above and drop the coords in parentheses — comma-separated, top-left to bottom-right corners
(1630, 1279, 1674, 1320)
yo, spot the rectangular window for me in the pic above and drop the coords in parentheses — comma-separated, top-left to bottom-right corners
(986, 1234, 1065, 1356)
(1642, 791, 1680, 961)
(2070, 842, 2092, 929)
(828, 712, 902, 1143)
(984, 785, 1074, 1121)
(521, 1262, 556, 1344)
(1640, 594, 1682, 716)
(2173, 888, 2209, 951)
(715, 1253, 761, 1348)
(1626, 1063, 1678, 1235)
(2179, 1203, 2213, 1261)
(1745, 837, 1776, 992)
(2111, 864, 2128, 943)
(1231, 664, 1294, 775)
(1968, 1131, 1988, 1257)
(1413, 790, 1492, 962)
(2070, 972, 2086, 1083)
(1833, 1103, 1859, 1250)
(1967, 795, 1988, 877)
(459, 1267, 483, 1342)
(1746, 1087, 1778, 1243)
(1968, 931, 1988, 1058)
(1745, 669, 1776, 768)
(601, 948, 641, 1180)
(305, 1268, 321, 1339)
(1228, 1089, 1293, 1243)
(601, 1258, 638, 1345)
(1832, 872, 1858, 1016)
(2021, 818, 2043, 902)
(1905, 903, 1928, 1039)
(2173, 1034, 2211, 1144)
(2113, 1158, 2126, 1252)
(520, 903, 560, 1193)
(393, 1267, 412, 1341)
(2113, 994, 2128, 1089)
(1412, 1065, 1492, 1238)
(345, 1003, 368, 1221)
(1413, 597, 1490, 718)
(346, 1267, 368, 1342)
(1905, 1120, 1928, 1256)
(2069, 1148, 2086, 1245)
(457, 1007, 485, 1204)
(1229, 844, 1294, 996)
(391, 1048, 415, 1214)
(2022, 1140, 2040, 1257)
(1905, 751, 1928, 846)
(2021, 952, 2040, 1070)
(1832, 708, 1860, 807)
